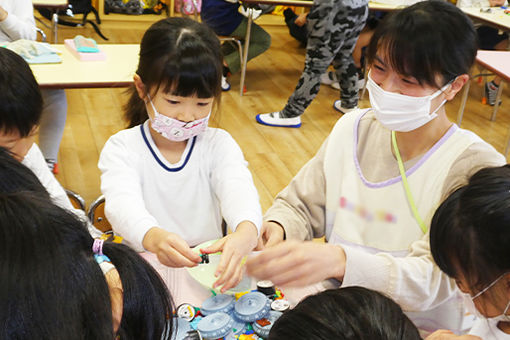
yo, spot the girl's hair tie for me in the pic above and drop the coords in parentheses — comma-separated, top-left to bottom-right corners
(93, 239, 105, 256)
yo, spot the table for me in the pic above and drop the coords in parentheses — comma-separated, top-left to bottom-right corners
(33, 0, 69, 43)
(238, 0, 401, 96)
(462, 7, 510, 33)
(456, 50, 510, 154)
(30, 44, 140, 89)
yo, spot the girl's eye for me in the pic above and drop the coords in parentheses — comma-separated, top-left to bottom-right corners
(197, 102, 211, 107)
(167, 100, 179, 104)
(373, 64, 385, 72)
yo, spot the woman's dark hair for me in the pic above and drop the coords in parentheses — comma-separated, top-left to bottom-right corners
(268, 287, 420, 340)
(0, 192, 174, 339)
(430, 165, 510, 292)
(0, 48, 43, 137)
(125, 17, 222, 128)
(367, 0, 477, 88)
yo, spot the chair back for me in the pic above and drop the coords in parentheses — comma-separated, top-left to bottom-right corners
(87, 195, 112, 233)
(65, 188, 86, 211)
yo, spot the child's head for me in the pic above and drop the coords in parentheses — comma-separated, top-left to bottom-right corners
(268, 287, 420, 340)
(0, 48, 42, 160)
(126, 17, 222, 129)
(366, 0, 476, 95)
(0, 162, 174, 339)
(430, 165, 510, 320)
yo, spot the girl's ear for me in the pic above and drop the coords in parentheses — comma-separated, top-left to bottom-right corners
(444, 74, 470, 101)
(133, 74, 147, 101)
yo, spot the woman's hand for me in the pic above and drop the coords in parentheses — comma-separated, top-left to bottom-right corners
(142, 227, 202, 268)
(246, 240, 346, 287)
(201, 221, 258, 293)
(425, 330, 481, 340)
(489, 0, 505, 7)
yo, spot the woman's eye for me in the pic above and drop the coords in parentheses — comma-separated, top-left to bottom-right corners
(402, 78, 417, 85)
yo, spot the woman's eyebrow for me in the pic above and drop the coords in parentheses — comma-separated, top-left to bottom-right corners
(374, 55, 386, 66)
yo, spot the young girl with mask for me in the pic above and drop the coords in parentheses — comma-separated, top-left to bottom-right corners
(246, 0, 505, 334)
(99, 17, 262, 306)
(428, 165, 510, 340)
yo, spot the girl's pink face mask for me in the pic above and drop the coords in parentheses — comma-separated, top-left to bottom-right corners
(147, 96, 210, 142)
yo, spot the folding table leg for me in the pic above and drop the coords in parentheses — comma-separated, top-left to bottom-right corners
(456, 78, 471, 126)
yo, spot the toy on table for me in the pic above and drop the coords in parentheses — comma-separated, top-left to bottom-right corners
(3, 39, 61, 64)
(64, 35, 106, 61)
(173, 289, 287, 340)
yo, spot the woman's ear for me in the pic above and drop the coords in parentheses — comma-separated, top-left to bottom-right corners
(444, 74, 470, 101)
(133, 74, 147, 101)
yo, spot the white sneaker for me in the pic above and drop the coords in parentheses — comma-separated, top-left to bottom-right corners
(320, 71, 340, 90)
(256, 111, 302, 128)
(333, 100, 358, 114)
(221, 76, 231, 91)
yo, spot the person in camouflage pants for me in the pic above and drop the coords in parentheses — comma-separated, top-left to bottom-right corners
(256, 0, 368, 127)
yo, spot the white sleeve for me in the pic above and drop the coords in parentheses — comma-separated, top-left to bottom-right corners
(341, 232, 457, 312)
(209, 130, 262, 235)
(0, 0, 36, 41)
(98, 135, 159, 251)
(21, 144, 100, 235)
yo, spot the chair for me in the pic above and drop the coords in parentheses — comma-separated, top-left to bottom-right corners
(87, 195, 112, 233)
(65, 188, 86, 211)
(36, 27, 47, 42)
(219, 36, 244, 96)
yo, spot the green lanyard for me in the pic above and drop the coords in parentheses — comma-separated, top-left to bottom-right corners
(391, 131, 427, 234)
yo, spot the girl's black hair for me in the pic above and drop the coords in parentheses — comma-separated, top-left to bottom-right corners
(268, 287, 421, 340)
(0, 48, 43, 137)
(125, 17, 222, 128)
(0, 158, 174, 339)
(367, 0, 478, 88)
(430, 165, 510, 291)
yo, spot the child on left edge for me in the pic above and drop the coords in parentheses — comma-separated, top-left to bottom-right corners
(99, 17, 262, 306)
(0, 47, 100, 237)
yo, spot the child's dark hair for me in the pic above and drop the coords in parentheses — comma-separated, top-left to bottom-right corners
(430, 165, 510, 293)
(367, 0, 478, 88)
(0, 48, 43, 137)
(0, 193, 174, 338)
(268, 287, 421, 340)
(125, 17, 222, 128)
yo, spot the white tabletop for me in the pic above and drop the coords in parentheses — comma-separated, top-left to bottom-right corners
(476, 50, 510, 81)
(32, 0, 68, 8)
(462, 7, 510, 31)
(30, 44, 140, 89)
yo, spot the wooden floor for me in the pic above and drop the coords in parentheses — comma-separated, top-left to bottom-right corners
(35, 14, 510, 212)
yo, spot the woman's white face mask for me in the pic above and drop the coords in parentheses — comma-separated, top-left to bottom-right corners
(367, 72, 451, 132)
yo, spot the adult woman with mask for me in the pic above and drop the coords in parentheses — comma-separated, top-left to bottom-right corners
(246, 0, 505, 334)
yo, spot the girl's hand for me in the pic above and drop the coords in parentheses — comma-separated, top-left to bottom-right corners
(142, 227, 201, 268)
(246, 240, 346, 287)
(201, 221, 258, 293)
(294, 13, 308, 27)
(425, 330, 481, 340)
(260, 221, 285, 248)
